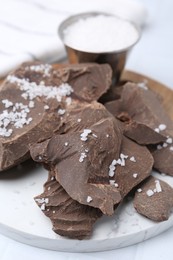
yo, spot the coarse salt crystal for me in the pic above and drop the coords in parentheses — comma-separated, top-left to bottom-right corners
(27, 64, 52, 77)
(86, 196, 93, 203)
(106, 134, 109, 137)
(154, 128, 160, 133)
(40, 81, 45, 85)
(2, 99, 13, 108)
(44, 105, 49, 110)
(137, 81, 148, 90)
(35, 198, 48, 204)
(37, 155, 42, 161)
(29, 100, 35, 108)
(130, 156, 136, 162)
(40, 203, 46, 211)
(80, 129, 92, 141)
(79, 152, 87, 162)
(116, 159, 122, 165)
(133, 173, 138, 178)
(35, 198, 43, 203)
(120, 153, 128, 159)
(109, 180, 115, 185)
(77, 118, 81, 122)
(84, 129, 92, 134)
(109, 180, 118, 187)
(137, 188, 142, 193)
(65, 97, 72, 105)
(58, 108, 66, 115)
(157, 145, 162, 150)
(44, 198, 49, 204)
(163, 143, 168, 148)
(64, 142, 68, 146)
(111, 159, 117, 166)
(155, 180, 162, 193)
(80, 136, 87, 141)
(108, 159, 117, 177)
(170, 146, 173, 151)
(166, 137, 172, 144)
(120, 159, 125, 167)
(146, 189, 154, 197)
(159, 124, 167, 131)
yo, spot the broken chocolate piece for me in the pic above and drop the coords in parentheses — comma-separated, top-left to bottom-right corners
(60, 100, 116, 134)
(0, 87, 62, 171)
(30, 105, 123, 216)
(151, 143, 173, 176)
(35, 171, 102, 239)
(0, 62, 112, 171)
(105, 82, 173, 145)
(111, 136, 154, 198)
(134, 176, 173, 221)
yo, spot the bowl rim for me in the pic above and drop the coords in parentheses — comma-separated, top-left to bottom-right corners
(58, 11, 141, 54)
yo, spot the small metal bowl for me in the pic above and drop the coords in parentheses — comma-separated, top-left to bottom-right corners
(58, 12, 141, 83)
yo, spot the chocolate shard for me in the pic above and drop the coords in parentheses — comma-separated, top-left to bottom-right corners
(0, 62, 112, 171)
(134, 176, 173, 221)
(105, 82, 173, 145)
(34, 171, 102, 239)
(30, 105, 123, 216)
(111, 136, 153, 198)
(150, 143, 173, 176)
(60, 100, 116, 134)
(55, 63, 112, 102)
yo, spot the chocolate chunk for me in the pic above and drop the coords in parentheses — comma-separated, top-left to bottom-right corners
(30, 104, 123, 216)
(35, 171, 102, 239)
(150, 143, 173, 176)
(60, 100, 115, 134)
(111, 136, 153, 198)
(59, 63, 112, 102)
(0, 62, 112, 171)
(0, 87, 62, 171)
(105, 82, 173, 145)
(134, 176, 173, 221)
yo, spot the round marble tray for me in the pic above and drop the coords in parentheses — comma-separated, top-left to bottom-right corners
(0, 160, 173, 252)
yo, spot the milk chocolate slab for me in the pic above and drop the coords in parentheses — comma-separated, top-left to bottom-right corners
(0, 62, 112, 171)
(111, 136, 154, 198)
(134, 176, 173, 221)
(30, 113, 122, 216)
(34, 171, 102, 239)
(105, 82, 173, 145)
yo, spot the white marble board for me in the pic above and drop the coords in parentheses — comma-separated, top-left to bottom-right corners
(0, 160, 173, 252)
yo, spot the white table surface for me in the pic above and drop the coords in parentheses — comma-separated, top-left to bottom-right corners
(0, 0, 173, 259)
